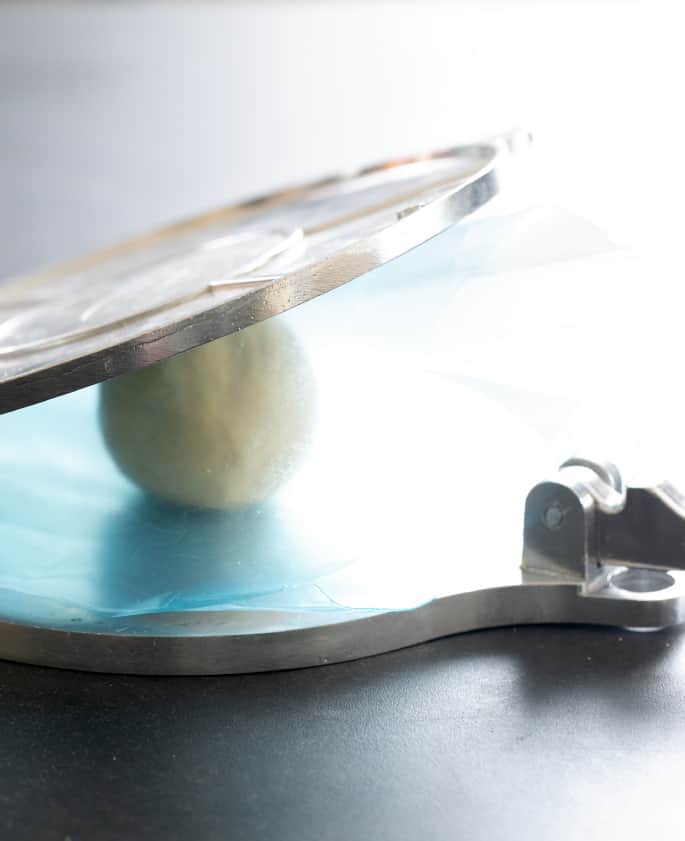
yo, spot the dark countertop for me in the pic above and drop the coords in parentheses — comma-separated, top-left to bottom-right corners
(3, 625, 685, 841)
(2, 4, 684, 840)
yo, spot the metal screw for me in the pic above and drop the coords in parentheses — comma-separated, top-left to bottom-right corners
(543, 502, 565, 531)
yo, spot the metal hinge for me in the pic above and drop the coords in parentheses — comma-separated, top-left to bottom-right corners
(523, 457, 685, 594)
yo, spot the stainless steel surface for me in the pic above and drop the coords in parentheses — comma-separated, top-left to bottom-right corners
(2, 121, 681, 676)
(4, 7, 685, 840)
(0, 580, 683, 676)
(4, 183, 682, 676)
(0, 137, 513, 414)
(0, 457, 682, 675)
(524, 458, 685, 580)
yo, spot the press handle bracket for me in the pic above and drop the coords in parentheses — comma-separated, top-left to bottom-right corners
(523, 457, 685, 592)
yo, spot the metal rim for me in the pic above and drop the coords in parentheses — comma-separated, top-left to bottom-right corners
(0, 580, 681, 675)
(0, 140, 506, 414)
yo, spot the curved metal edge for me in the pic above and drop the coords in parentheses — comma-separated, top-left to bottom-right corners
(0, 136, 519, 297)
(0, 145, 504, 414)
(0, 582, 682, 675)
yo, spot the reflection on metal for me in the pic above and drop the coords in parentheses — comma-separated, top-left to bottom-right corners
(0, 135, 519, 414)
(3, 137, 681, 676)
(0, 228, 305, 358)
(524, 457, 685, 585)
(0, 457, 682, 675)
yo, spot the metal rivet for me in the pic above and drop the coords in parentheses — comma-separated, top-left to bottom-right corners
(543, 502, 564, 531)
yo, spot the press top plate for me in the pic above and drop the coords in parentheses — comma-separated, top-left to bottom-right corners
(0, 138, 511, 413)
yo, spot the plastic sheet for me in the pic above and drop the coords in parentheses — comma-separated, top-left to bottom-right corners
(1, 204, 631, 629)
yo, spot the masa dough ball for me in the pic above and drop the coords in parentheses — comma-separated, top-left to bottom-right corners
(99, 319, 316, 509)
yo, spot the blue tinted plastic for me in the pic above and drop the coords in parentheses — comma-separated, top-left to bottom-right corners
(0, 205, 616, 628)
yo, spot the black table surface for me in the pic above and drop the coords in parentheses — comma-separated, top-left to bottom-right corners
(3, 626, 685, 841)
(2, 4, 684, 840)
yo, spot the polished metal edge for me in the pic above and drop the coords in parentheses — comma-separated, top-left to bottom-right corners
(0, 581, 681, 675)
(0, 142, 504, 414)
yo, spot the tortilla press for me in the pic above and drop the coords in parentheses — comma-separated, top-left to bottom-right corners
(2, 132, 684, 675)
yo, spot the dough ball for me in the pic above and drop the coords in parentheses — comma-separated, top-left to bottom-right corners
(99, 319, 317, 509)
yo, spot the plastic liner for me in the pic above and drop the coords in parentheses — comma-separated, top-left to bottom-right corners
(1, 204, 633, 629)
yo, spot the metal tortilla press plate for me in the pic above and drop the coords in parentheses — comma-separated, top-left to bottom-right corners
(3, 133, 685, 675)
(0, 136, 513, 413)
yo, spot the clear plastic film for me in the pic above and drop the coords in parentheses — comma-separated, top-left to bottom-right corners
(2, 203, 655, 631)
